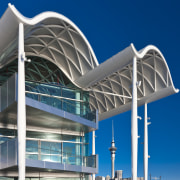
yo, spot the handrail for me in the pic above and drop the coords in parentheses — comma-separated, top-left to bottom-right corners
(25, 91, 84, 102)
(26, 146, 96, 167)
(25, 80, 96, 122)
(0, 137, 96, 168)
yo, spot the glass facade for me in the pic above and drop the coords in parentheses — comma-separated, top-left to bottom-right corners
(40, 141, 62, 163)
(0, 56, 97, 179)
(25, 80, 96, 122)
(0, 128, 93, 167)
(0, 57, 96, 121)
(0, 176, 89, 180)
(25, 135, 89, 166)
(26, 140, 39, 160)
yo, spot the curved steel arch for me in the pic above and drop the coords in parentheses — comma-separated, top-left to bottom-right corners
(0, 4, 178, 121)
(87, 44, 178, 120)
(0, 3, 98, 86)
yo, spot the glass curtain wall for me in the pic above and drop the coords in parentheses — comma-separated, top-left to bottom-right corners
(0, 176, 89, 180)
(0, 128, 89, 166)
(25, 81, 95, 122)
(0, 57, 96, 122)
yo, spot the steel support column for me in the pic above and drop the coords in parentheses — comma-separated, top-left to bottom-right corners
(144, 103, 150, 180)
(18, 22, 26, 180)
(92, 131, 95, 180)
(131, 56, 138, 180)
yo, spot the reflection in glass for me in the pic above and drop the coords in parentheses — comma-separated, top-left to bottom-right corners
(25, 81, 96, 122)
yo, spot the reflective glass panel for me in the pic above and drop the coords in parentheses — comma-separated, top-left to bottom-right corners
(26, 140, 38, 153)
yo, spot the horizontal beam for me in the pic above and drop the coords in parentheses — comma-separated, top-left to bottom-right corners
(25, 91, 84, 102)
(0, 123, 83, 136)
(90, 89, 132, 99)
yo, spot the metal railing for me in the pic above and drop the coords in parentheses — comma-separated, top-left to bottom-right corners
(0, 138, 96, 168)
(0, 74, 96, 122)
(25, 80, 96, 122)
(26, 146, 96, 168)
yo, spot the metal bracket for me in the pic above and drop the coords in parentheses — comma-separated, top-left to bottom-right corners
(136, 81, 141, 87)
(21, 52, 31, 62)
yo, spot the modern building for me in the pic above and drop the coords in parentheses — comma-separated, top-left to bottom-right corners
(95, 177, 105, 180)
(103, 170, 144, 180)
(0, 3, 178, 180)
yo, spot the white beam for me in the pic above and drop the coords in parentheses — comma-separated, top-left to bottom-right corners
(144, 103, 149, 180)
(90, 89, 132, 99)
(131, 56, 138, 180)
(92, 131, 95, 180)
(18, 22, 26, 180)
(25, 91, 84, 102)
(92, 131, 95, 155)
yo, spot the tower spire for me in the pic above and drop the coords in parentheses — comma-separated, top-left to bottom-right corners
(112, 120, 114, 142)
(109, 120, 117, 179)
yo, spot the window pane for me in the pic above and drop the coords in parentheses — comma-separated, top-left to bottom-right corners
(26, 154, 38, 160)
(41, 154, 61, 163)
(41, 141, 61, 154)
(26, 140, 38, 153)
(63, 142, 82, 165)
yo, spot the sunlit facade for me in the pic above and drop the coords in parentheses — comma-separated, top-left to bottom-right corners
(0, 58, 98, 180)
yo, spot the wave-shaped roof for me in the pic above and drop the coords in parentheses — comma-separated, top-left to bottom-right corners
(0, 4, 178, 120)
(0, 3, 98, 82)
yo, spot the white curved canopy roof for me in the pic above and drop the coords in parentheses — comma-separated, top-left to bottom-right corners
(87, 44, 179, 120)
(0, 3, 98, 82)
(0, 4, 178, 120)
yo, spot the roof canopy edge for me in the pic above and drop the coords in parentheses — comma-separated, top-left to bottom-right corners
(0, 4, 178, 120)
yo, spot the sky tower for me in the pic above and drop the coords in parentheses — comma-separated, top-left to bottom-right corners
(109, 120, 117, 179)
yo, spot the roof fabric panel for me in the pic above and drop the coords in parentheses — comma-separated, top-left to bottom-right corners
(88, 45, 178, 120)
(0, 4, 178, 121)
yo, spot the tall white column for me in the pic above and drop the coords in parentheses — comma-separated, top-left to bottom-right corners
(18, 22, 26, 180)
(144, 103, 150, 180)
(92, 131, 95, 155)
(92, 131, 95, 180)
(131, 56, 138, 180)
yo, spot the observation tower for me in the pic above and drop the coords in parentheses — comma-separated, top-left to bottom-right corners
(109, 121, 117, 179)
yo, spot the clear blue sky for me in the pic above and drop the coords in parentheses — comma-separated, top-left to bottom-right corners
(0, 0, 180, 179)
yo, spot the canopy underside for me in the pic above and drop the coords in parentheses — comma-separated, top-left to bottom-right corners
(0, 4, 178, 120)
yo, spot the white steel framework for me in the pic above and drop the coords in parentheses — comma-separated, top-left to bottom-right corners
(0, 5, 178, 123)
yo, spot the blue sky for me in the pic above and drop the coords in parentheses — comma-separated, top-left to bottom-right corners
(0, 0, 180, 179)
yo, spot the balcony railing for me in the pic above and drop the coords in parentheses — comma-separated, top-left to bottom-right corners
(26, 151, 96, 168)
(25, 80, 96, 122)
(0, 74, 97, 122)
(0, 138, 97, 169)
(25, 90, 96, 122)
